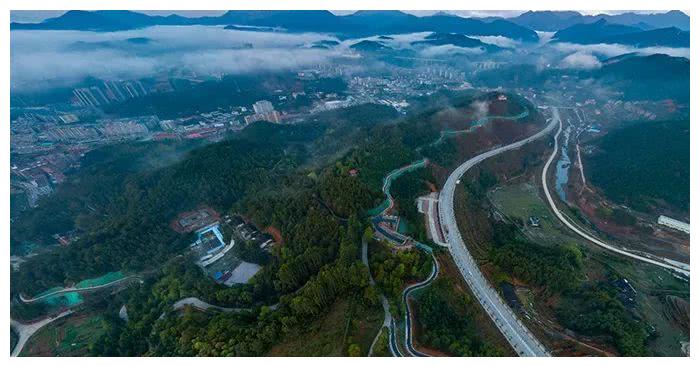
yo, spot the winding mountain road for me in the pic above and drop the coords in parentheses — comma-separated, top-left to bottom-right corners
(402, 252, 439, 357)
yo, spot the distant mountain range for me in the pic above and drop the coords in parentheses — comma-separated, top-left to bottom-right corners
(10, 10, 690, 48)
(507, 10, 689, 31)
(598, 27, 689, 48)
(552, 19, 689, 47)
(599, 53, 689, 80)
(349, 40, 391, 52)
(10, 10, 539, 41)
(596, 53, 689, 102)
(553, 20, 644, 43)
(411, 32, 504, 52)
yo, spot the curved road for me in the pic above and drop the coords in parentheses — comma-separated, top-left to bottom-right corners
(380, 159, 428, 215)
(370, 100, 547, 357)
(11, 310, 74, 357)
(171, 297, 246, 313)
(541, 109, 690, 276)
(389, 320, 403, 356)
(402, 252, 439, 357)
(20, 275, 142, 304)
(363, 233, 437, 357)
(438, 115, 557, 357)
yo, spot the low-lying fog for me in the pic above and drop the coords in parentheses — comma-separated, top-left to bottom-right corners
(10, 25, 690, 93)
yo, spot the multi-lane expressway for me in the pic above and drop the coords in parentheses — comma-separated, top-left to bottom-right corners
(438, 113, 558, 357)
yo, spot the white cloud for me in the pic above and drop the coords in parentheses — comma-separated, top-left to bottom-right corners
(419, 44, 486, 57)
(551, 42, 690, 59)
(469, 100, 489, 120)
(535, 31, 555, 46)
(10, 26, 341, 92)
(469, 35, 520, 49)
(560, 52, 602, 69)
(181, 48, 337, 76)
(336, 32, 432, 50)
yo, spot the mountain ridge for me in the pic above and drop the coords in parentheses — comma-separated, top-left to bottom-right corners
(552, 20, 689, 47)
(507, 10, 689, 31)
(11, 10, 539, 41)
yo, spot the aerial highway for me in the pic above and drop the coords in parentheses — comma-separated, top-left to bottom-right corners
(370, 101, 552, 357)
(438, 114, 558, 357)
(541, 109, 690, 276)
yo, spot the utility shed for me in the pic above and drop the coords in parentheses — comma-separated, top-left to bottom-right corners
(658, 215, 690, 234)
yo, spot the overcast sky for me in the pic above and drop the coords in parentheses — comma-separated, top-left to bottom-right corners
(10, 10, 678, 23)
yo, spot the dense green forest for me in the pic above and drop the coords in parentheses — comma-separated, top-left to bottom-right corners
(587, 120, 689, 213)
(489, 222, 648, 355)
(368, 242, 432, 313)
(91, 217, 378, 356)
(490, 223, 583, 295)
(416, 278, 505, 356)
(594, 54, 690, 103)
(318, 167, 377, 219)
(12, 138, 283, 295)
(391, 168, 433, 242)
(11, 140, 204, 247)
(556, 283, 649, 356)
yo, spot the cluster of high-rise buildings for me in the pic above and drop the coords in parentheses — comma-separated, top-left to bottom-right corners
(72, 80, 149, 107)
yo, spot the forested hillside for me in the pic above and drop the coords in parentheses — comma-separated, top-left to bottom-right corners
(586, 120, 689, 213)
(11, 92, 546, 356)
(11, 103, 396, 295)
